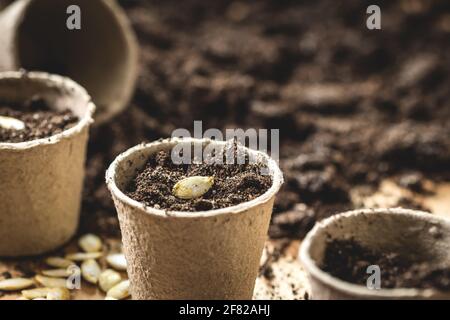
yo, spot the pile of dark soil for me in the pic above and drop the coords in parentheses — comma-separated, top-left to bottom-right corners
(80, 0, 450, 238)
(125, 145, 271, 211)
(0, 98, 78, 143)
(322, 239, 450, 290)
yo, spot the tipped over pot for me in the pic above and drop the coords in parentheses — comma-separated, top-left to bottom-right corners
(300, 208, 450, 300)
(106, 138, 284, 300)
(0, 0, 138, 124)
(0, 71, 95, 256)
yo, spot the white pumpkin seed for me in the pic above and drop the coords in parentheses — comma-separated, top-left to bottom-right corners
(106, 280, 130, 300)
(16, 297, 29, 300)
(106, 253, 127, 271)
(78, 234, 102, 253)
(81, 259, 101, 284)
(45, 257, 74, 269)
(22, 287, 52, 299)
(173, 176, 214, 199)
(0, 278, 34, 291)
(105, 297, 117, 300)
(42, 269, 70, 278)
(33, 298, 48, 300)
(35, 275, 67, 288)
(99, 269, 122, 292)
(0, 115, 25, 130)
(46, 288, 70, 300)
(66, 252, 102, 261)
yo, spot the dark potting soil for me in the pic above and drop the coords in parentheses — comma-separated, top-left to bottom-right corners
(0, 98, 78, 143)
(125, 144, 272, 211)
(80, 1, 450, 239)
(322, 239, 450, 291)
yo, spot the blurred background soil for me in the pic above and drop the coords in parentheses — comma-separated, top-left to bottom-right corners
(1, 0, 449, 299)
(80, 0, 450, 240)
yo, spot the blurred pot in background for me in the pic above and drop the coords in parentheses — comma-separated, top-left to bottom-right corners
(0, 0, 138, 124)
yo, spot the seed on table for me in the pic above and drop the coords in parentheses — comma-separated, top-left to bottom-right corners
(78, 234, 102, 253)
(35, 275, 67, 288)
(46, 288, 70, 300)
(172, 176, 214, 199)
(42, 269, 70, 278)
(106, 280, 130, 300)
(99, 269, 122, 292)
(106, 253, 127, 271)
(105, 297, 117, 300)
(45, 257, 73, 269)
(66, 252, 102, 261)
(22, 288, 52, 299)
(0, 278, 34, 291)
(0, 115, 25, 130)
(81, 259, 101, 284)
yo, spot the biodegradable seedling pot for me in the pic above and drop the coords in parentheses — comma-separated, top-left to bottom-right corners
(0, 71, 95, 257)
(106, 138, 284, 300)
(0, 0, 138, 124)
(300, 208, 450, 300)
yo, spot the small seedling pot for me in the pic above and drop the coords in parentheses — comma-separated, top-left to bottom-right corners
(106, 138, 284, 300)
(300, 208, 450, 299)
(0, 0, 138, 124)
(0, 71, 95, 256)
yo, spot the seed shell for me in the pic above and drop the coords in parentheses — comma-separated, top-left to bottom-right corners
(81, 259, 101, 284)
(106, 253, 127, 271)
(99, 269, 122, 292)
(0, 278, 34, 291)
(106, 280, 130, 300)
(172, 176, 214, 199)
(78, 234, 102, 253)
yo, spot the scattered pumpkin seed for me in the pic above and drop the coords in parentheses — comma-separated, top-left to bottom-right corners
(46, 288, 70, 300)
(35, 275, 67, 288)
(81, 259, 101, 284)
(0, 278, 34, 291)
(22, 288, 52, 299)
(45, 257, 73, 269)
(106, 280, 130, 300)
(0, 115, 25, 131)
(16, 297, 29, 300)
(33, 298, 47, 300)
(99, 269, 122, 292)
(106, 253, 127, 271)
(66, 252, 102, 261)
(78, 234, 102, 253)
(173, 176, 214, 199)
(105, 297, 117, 300)
(42, 269, 70, 278)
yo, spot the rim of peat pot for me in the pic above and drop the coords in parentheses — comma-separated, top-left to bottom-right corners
(300, 208, 450, 299)
(106, 137, 284, 219)
(0, 71, 95, 150)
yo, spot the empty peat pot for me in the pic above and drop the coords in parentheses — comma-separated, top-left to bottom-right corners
(300, 208, 450, 299)
(0, 71, 95, 256)
(0, 0, 138, 124)
(106, 138, 284, 300)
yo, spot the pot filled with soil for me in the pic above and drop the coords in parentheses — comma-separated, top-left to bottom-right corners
(300, 208, 450, 299)
(0, 71, 95, 257)
(0, 0, 138, 124)
(106, 137, 283, 299)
